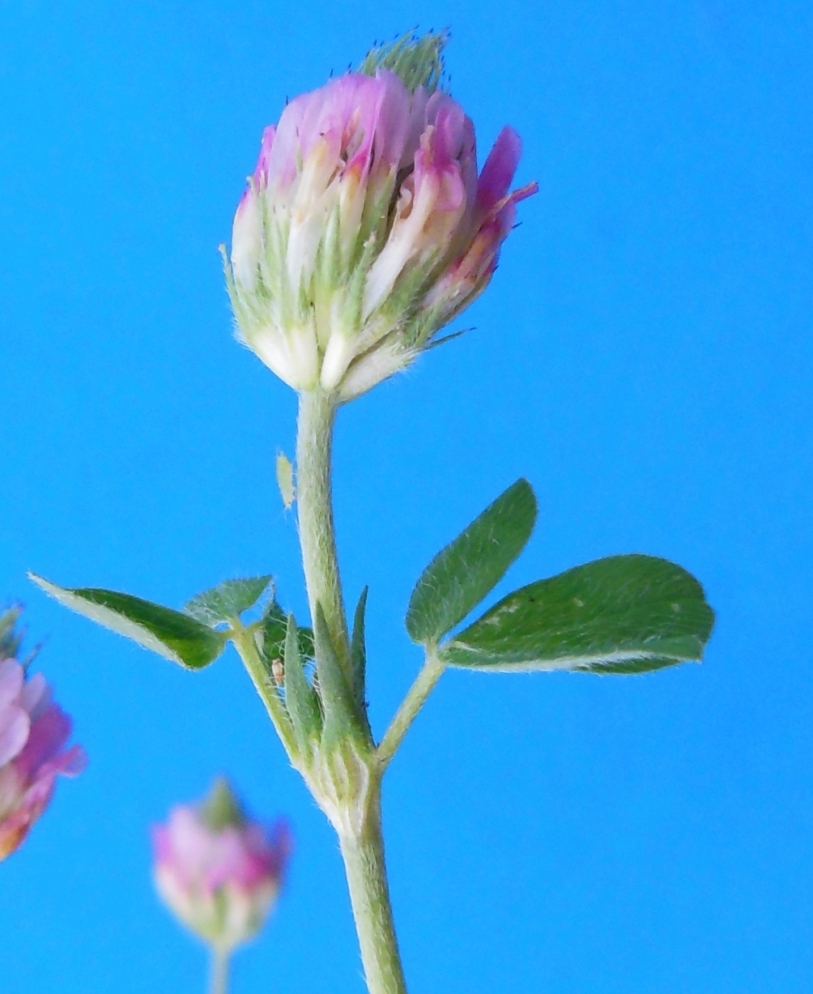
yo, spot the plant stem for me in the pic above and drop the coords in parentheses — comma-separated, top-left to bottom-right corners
(209, 946, 230, 994)
(296, 389, 351, 673)
(338, 783, 408, 994)
(295, 388, 410, 993)
(376, 655, 445, 770)
(231, 620, 298, 761)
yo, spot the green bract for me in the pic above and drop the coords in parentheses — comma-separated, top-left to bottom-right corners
(313, 606, 369, 751)
(282, 614, 322, 751)
(350, 587, 369, 710)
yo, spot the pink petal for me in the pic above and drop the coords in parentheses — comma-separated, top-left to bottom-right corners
(21, 673, 50, 718)
(263, 88, 315, 187)
(0, 659, 23, 709)
(18, 770, 57, 821)
(167, 806, 219, 883)
(476, 127, 522, 214)
(266, 72, 413, 193)
(14, 705, 71, 780)
(151, 824, 173, 863)
(372, 70, 417, 172)
(254, 125, 276, 183)
(0, 705, 30, 767)
(40, 742, 86, 778)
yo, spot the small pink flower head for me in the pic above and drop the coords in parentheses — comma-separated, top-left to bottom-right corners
(0, 649, 86, 861)
(152, 777, 291, 953)
(224, 31, 537, 401)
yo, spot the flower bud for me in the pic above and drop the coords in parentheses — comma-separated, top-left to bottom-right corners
(0, 652, 85, 861)
(224, 32, 537, 401)
(152, 778, 291, 952)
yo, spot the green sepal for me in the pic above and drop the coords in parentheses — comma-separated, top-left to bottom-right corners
(439, 554, 715, 674)
(0, 605, 23, 662)
(29, 573, 227, 670)
(184, 576, 272, 626)
(406, 479, 538, 645)
(313, 605, 369, 751)
(283, 613, 323, 748)
(200, 777, 246, 831)
(358, 30, 447, 94)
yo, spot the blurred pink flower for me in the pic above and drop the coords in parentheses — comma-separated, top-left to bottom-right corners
(225, 54, 536, 400)
(152, 778, 291, 952)
(0, 657, 85, 861)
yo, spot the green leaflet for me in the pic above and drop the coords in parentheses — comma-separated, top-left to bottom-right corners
(184, 576, 272, 626)
(406, 479, 538, 644)
(439, 554, 714, 674)
(29, 573, 227, 670)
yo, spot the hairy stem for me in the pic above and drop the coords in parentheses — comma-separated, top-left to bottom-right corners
(377, 655, 445, 769)
(338, 784, 408, 994)
(296, 390, 351, 673)
(295, 387, 409, 994)
(209, 946, 230, 994)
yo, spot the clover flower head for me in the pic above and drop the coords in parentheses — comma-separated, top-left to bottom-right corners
(225, 32, 536, 401)
(0, 649, 85, 861)
(152, 777, 291, 952)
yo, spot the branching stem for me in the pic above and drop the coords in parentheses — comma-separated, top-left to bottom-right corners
(376, 654, 445, 769)
(230, 618, 298, 761)
(287, 389, 451, 994)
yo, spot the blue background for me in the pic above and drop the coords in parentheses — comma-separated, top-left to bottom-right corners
(2, 1, 812, 991)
